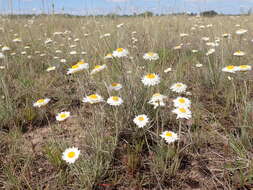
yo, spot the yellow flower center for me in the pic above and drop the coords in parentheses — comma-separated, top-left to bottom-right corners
(138, 116, 144, 121)
(176, 84, 182, 87)
(239, 65, 249, 69)
(107, 53, 112, 57)
(95, 65, 101, 69)
(179, 108, 186, 113)
(117, 48, 124, 52)
(60, 113, 67, 118)
(178, 98, 185, 104)
(165, 132, 172, 137)
(226, 65, 235, 70)
(67, 151, 75, 158)
(77, 61, 84, 65)
(89, 94, 98, 99)
(111, 82, 118, 87)
(112, 96, 119, 101)
(37, 99, 45, 103)
(147, 52, 154, 56)
(153, 93, 161, 97)
(72, 64, 79, 69)
(146, 74, 156, 79)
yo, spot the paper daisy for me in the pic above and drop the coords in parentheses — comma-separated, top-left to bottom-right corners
(233, 50, 245, 56)
(133, 114, 149, 128)
(195, 63, 203, 68)
(141, 73, 160, 86)
(62, 147, 80, 164)
(222, 65, 239, 73)
(33, 98, 50, 107)
(172, 107, 192, 119)
(143, 52, 159, 61)
(160, 131, 178, 144)
(46, 66, 56, 72)
(2, 46, 10, 52)
(148, 93, 167, 109)
(164, 67, 172, 73)
(238, 65, 251, 71)
(173, 97, 191, 108)
(90, 64, 107, 75)
(0, 53, 5, 59)
(109, 82, 122, 91)
(56, 111, 70, 121)
(107, 96, 123, 106)
(67, 61, 89, 75)
(112, 48, 129, 58)
(82, 94, 104, 104)
(170, 83, 187, 93)
(235, 29, 248, 35)
(206, 48, 215, 56)
(104, 53, 113, 59)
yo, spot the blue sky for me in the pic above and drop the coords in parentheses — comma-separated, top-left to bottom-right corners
(1, 0, 253, 15)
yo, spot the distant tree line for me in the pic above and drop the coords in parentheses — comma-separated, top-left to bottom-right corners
(2, 10, 253, 19)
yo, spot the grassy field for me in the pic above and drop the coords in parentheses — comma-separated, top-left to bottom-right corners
(0, 15, 253, 189)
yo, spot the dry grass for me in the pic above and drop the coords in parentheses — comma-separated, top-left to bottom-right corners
(0, 15, 253, 189)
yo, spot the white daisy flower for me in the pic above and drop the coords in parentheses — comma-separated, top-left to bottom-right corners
(46, 66, 56, 72)
(160, 131, 178, 144)
(238, 65, 251, 71)
(180, 33, 189, 37)
(173, 45, 182, 50)
(141, 73, 160, 86)
(56, 111, 70, 121)
(60, 59, 67, 63)
(2, 46, 10, 52)
(222, 33, 231, 38)
(90, 64, 107, 75)
(201, 37, 210, 41)
(133, 114, 149, 128)
(107, 96, 123, 106)
(195, 63, 203, 68)
(148, 93, 167, 109)
(82, 94, 104, 104)
(172, 107, 192, 119)
(13, 38, 22, 43)
(173, 97, 191, 108)
(164, 67, 172, 73)
(192, 50, 199, 53)
(62, 147, 80, 164)
(56, 50, 62, 54)
(69, 44, 77, 48)
(0, 52, 5, 59)
(233, 50, 245, 56)
(235, 29, 248, 35)
(109, 82, 122, 91)
(44, 38, 53, 45)
(70, 51, 77, 55)
(116, 23, 124, 28)
(67, 61, 89, 75)
(100, 33, 111, 39)
(143, 52, 159, 61)
(206, 48, 215, 56)
(104, 53, 113, 59)
(33, 98, 50, 107)
(222, 65, 239, 73)
(112, 48, 129, 58)
(170, 83, 187, 93)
